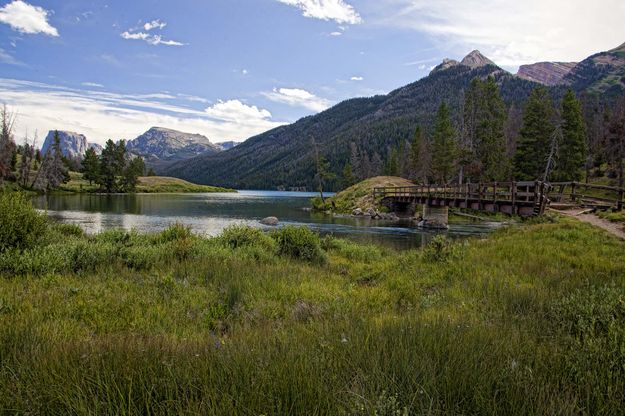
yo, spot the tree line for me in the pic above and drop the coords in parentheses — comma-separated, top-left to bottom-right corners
(342, 77, 625, 188)
(0, 108, 148, 193)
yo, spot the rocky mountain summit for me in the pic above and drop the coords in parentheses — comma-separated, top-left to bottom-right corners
(126, 127, 222, 166)
(460, 50, 496, 69)
(41, 130, 101, 159)
(431, 50, 495, 75)
(516, 62, 578, 86)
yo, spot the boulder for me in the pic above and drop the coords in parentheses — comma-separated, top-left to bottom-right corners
(365, 208, 377, 218)
(260, 216, 279, 226)
(352, 208, 363, 216)
(417, 219, 449, 230)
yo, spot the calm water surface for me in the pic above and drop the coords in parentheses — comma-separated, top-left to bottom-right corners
(32, 191, 503, 250)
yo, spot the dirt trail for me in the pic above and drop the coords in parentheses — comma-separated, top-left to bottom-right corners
(551, 208, 625, 240)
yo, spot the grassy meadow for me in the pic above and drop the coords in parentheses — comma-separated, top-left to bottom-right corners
(0, 192, 624, 414)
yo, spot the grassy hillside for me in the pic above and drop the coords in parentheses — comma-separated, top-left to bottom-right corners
(1, 193, 624, 414)
(322, 176, 413, 213)
(58, 172, 234, 193)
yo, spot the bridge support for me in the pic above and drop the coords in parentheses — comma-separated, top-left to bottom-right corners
(418, 204, 449, 229)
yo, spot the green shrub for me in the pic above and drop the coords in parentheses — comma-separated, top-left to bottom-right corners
(220, 225, 276, 252)
(52, 223, 85, 238)
(272, 226, 326, 263)
(159, 223, 193, 243)
(311, 196, 331, 211)
(423, 235, 461, 262)
(0, 192, 48, 252)
(69, 241, 117, 273)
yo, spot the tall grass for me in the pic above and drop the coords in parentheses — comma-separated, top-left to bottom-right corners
(0, 192, 624, 414)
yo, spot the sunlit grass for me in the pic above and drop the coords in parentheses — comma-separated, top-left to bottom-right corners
(1, 193, 624, 414)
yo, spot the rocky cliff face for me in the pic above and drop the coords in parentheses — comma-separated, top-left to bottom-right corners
(430, 58, 460, 75)
(41, 131, 90, 159)
(126, 127, 221, 165)
(516, 62, 577, 86)
(562, 45, 625, 95)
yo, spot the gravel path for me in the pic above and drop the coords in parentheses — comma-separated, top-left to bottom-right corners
(551, 208, 625, 240)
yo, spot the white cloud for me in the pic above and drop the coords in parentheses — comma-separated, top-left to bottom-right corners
(205, 100, 272, 123)
(375, 0, 625, 69)
(121, 31, 185, 46)
(329, 31, 342, 36)
(350, 76, 363, 81)
(277, 0, 362, 24)
(0, 48, 24, 66)
(0, 0, 58, 36)
(81, 82, 104, 88)
(262, 87, 331, 113)
(0, 78, 285, 143)
(143, 19, 166, 31)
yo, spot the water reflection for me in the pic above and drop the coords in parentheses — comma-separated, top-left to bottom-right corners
(33, 191, 502, 250)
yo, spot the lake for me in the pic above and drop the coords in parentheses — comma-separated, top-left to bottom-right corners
(31, 191, 503, 249)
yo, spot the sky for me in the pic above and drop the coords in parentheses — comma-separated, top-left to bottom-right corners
(0, 0, 624, 146)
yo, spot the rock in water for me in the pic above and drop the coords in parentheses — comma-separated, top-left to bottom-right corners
(352, 208, 363, 216)
(260, 216, 279, 226)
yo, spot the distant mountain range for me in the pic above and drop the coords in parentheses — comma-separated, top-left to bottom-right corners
(161, 43, 625, 191)
(126, 127, 222, 169)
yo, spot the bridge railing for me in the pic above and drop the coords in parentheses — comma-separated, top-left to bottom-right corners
(548, 182, 624, 210)
(373, 181, 550, 215)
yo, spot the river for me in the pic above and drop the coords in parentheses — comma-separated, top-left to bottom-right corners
(31, 191, 502, 250)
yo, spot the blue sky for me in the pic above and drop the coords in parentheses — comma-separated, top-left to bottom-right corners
(1, 0, 624, 145)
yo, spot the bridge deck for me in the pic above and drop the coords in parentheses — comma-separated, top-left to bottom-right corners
(374, 181, 550, 216)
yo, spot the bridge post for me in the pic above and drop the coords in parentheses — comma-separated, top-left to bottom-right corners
(418, 204, 449, 229)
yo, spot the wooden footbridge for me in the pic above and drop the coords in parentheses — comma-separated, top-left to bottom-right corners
(373, 181, 624, 227)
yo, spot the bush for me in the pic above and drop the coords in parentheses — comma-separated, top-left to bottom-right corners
(220, 225, 276, 252)
(272, 226, 326, 263)
(52, 223, 85, 238)
(0, 192, 48, 252)
(423, 235, 461, 262)
(159, 223, 193, 243)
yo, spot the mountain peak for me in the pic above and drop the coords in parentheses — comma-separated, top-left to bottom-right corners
(461, 50, 495, 68)
(429, 58, 460, 75)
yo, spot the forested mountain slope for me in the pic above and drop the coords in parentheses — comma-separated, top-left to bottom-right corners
(165, 56, 545, 191)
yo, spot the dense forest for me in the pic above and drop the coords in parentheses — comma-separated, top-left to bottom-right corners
(164, 46, 625, 192)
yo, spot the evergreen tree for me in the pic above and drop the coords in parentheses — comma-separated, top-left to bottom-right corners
(605, 97, 625, 194)
(385, 147, 399, 176)
(121, 156, 145, 192)
(82, 147, 100, 185)
(0, 105, 16, 182)
(476, 77, 509, 181)
(34, 131, 69, 191)
(431, 102, 458, 183)
(18, 139, 34, 187)
(349, 142, 362, 180)
(513, 86, 555, 180)
(370, 152, 383, 177)
(553, 89, 587, 181)
(410, 125, 431, 184)
(147, 167, 156, 177)
(99, 139, 120, 193)
(341, 163, 354, 189)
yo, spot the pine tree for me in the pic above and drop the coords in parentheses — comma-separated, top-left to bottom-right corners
(121, 156, 145, 192)
(605, 97, 625, 196)
(431, 102, 458, 183)
(410, 126, 431, 184)
(82, 147, 100, 185)
(98, 139, 120, 193)
(33, 131, 69, 191)
(341, 163, 354, 188)
(553, 89, 587, 181)
(349, 142, 362, 180)
(513, 86, 555, 180)
(0, 105, 16, 182)
(385, 146, 399, 176)
(18, 137, 34, 187)
(476, 77, 509, 181)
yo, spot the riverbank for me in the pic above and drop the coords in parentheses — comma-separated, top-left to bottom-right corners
(1, 193, 624, 414)
(57, 172, 235, 193)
